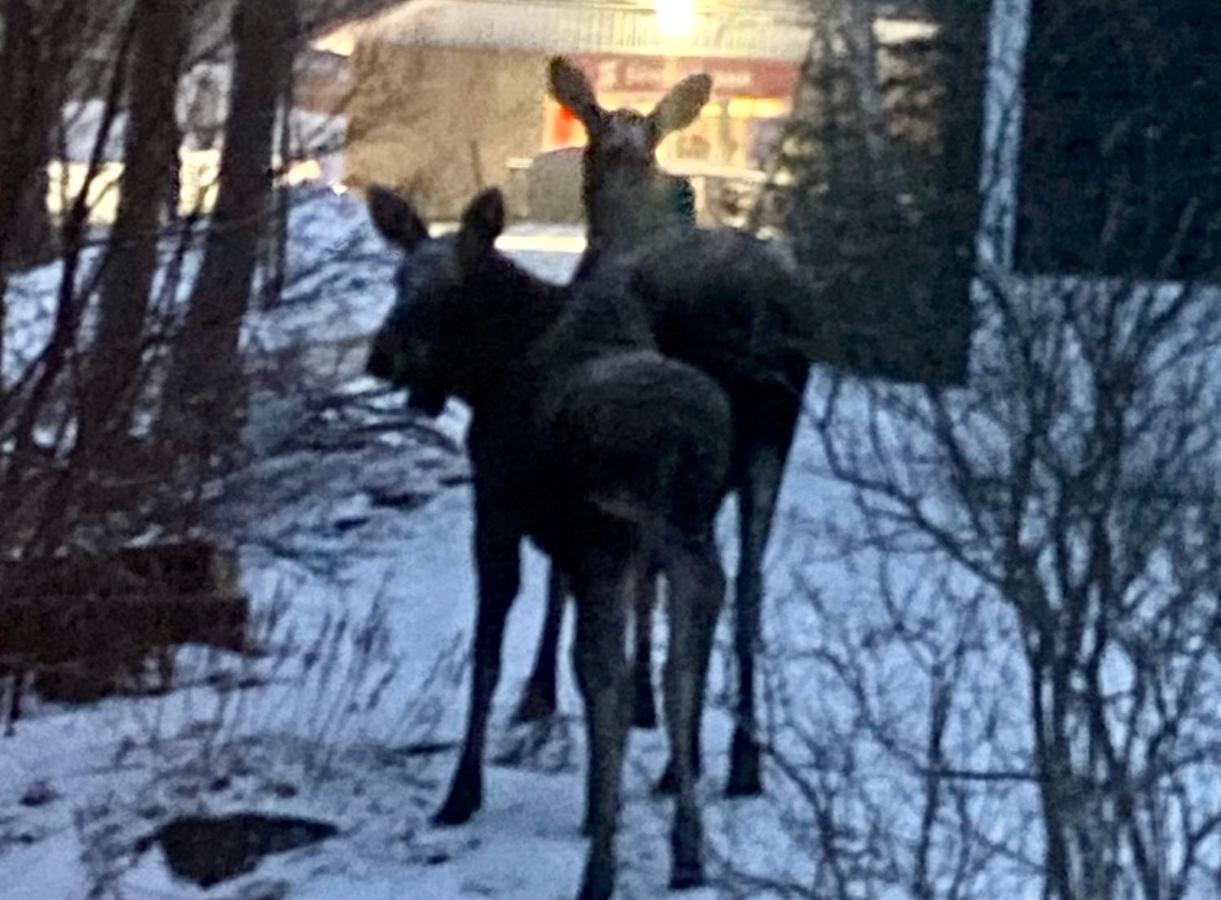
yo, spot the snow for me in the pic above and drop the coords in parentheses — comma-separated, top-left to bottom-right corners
(4, 5, 1217, 886)
(0, 178, 872, 897)
(61, 100, 128, 163)
(2, 186, 582, 385)
(4, 187, 1215, 900)
(2, 340, 836, 900)
(1, 185, 731, 898)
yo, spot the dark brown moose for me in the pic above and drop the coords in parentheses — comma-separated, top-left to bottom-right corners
(514, 56, 817, 798)
(365, 186, 731, 899)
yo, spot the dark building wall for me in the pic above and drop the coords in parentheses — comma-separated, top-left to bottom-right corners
(1016, 0, 1221, 280)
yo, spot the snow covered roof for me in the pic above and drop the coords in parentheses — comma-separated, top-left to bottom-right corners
(319, 0, 813, 61)
(317, 0, 936, 62)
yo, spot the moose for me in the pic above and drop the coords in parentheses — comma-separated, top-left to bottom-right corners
(512, 57, 818, 798)
(365, 186, 732, 899)
(512, 67, 708, 733)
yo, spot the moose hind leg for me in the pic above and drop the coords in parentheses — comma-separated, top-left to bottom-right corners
(573, 561, 634, 900)
(4, 670, 23, 736)
(653, 545, 720, 797)
(631, 568, 659, 729)
(664, 540, 724, 889)
(513, 563, 567, 723)
(728, 443, 788, 797)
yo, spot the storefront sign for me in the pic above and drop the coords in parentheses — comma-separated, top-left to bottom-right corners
(569, 54, 798, 99)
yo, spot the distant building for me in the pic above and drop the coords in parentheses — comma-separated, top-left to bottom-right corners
(312, 0, 825, 218)
(47, 0, 935, 224)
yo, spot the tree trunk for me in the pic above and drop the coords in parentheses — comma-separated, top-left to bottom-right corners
(0, 1, 50, 265)
(159, 0, 299, 447)
(77, 0, 187, 453)
(0, 0, 81, 383)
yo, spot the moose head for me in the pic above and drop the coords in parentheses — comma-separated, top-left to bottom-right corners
(548, 56, 711, 171)
(364, 186, 509, 416)
(548, 57, 710, 242)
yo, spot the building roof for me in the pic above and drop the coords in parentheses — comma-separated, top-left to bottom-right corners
(187, 0, 410, 62)
(316, 0, 936, 62)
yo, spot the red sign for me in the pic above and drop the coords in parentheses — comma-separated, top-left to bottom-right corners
(569, 54, 798, 100)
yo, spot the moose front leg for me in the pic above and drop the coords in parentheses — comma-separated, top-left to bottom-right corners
(434, 499, 521, 826)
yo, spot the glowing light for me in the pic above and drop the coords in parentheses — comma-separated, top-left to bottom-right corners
(312, 27, 358, 57)
(285, 159, 324, 186)
(654, 0, 696, 39)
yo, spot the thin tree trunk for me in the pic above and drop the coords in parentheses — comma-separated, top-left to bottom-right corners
(0, 0, 81, 386)
(77, 0, 187, 453)
(159, 0, 299, 446)
(0, 21, 134, 548)
(261, 71, 295, 310)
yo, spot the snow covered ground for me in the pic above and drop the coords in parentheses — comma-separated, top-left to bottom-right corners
(0, 191, 870, 900)
(5, 180, 1216, 898)
(7, 177, 1211, 898)
(5, 0, 1218, 888)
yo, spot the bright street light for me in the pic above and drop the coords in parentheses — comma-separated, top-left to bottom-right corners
(654, 0, 696, 39)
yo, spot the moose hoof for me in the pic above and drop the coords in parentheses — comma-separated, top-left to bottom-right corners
(632, 689, 658, 730)
(433, 784, 481, 826)
(726, 730, 763, 797)
(577, 868, 614, 900)
(725, 763, 762, 798)
(653, 756, 703, 796)
(512, 681, 557, 723)
(652, 762, 678, 796)
(668, 862, 705, 891)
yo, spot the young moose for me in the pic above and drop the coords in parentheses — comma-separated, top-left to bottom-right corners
(365, 186, 731, 899)
(515, 57, 817, 798)
(514, 67, 708, 733)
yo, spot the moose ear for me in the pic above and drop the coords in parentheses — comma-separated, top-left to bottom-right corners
(457, 188, 505, 270)
(367, 185, 429, 249)
(548, 56, 604, 130)
(648, 73, 712, 140)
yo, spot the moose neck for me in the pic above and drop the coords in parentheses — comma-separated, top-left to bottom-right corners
(584, 163, 672, 249)
(456, 251, 568, 406)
